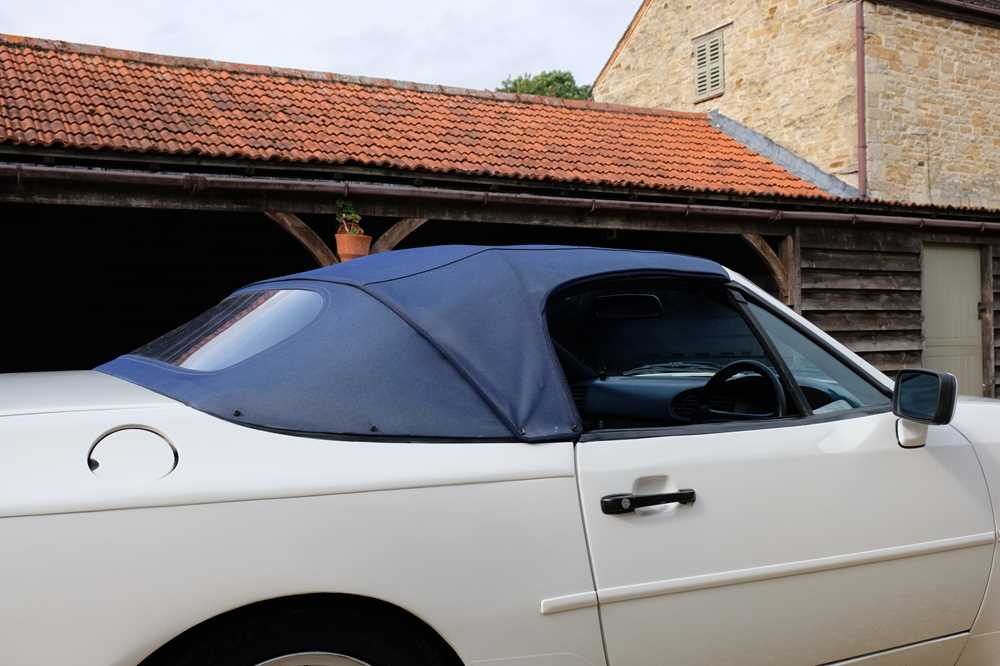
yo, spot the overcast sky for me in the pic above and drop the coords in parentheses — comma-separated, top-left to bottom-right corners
(0, 1, 640, 90)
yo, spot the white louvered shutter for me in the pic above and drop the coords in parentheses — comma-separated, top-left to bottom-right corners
(694, 33, 724, 100)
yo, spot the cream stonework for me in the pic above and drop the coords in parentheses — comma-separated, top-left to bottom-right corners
(865, 4, 1000, 207)
(594, 0, 860, 186)
(595, 0, 1000, 207)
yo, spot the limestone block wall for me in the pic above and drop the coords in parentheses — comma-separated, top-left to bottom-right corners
(864, 3, 1000, 208)
(593, 0, 859, 186)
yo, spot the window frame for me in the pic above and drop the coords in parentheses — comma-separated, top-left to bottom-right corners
(557, 278, 893, 443)
(693, 30, 725, 102)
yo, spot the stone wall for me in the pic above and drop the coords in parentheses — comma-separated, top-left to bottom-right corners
(864, 3, 1000, 208)
(593, 0, 859, 187)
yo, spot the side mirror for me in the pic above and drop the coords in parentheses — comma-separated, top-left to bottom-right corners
(892, 369, 958, 448)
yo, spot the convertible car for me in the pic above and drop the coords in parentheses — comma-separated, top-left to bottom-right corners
(3, 245, 1000, 666)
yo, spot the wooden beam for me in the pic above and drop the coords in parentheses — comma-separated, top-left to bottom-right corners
(371, 218, 428, 253)
(264, 211, 338, 266)
(742, 232, 790, 305)
(780, 231, 801, 312)
(982, 245, 995, 397)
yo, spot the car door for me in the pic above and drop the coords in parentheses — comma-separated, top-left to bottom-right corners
(571, 286, 995, 666)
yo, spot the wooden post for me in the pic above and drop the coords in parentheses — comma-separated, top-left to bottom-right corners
(780, 231, 802, 312)
(371, 218, 428, 253)
(981, 245, 995, 397)
(264, 211, 338, 266)
(742, 232, 790, 306)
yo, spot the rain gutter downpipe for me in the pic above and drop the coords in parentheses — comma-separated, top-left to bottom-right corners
(856, 0, 868, 198)
(1, 162, 998, 232)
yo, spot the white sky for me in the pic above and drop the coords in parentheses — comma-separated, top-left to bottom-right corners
(0, 1, 640, 90)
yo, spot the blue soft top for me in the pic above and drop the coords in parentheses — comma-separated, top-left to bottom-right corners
(100, 246, 727, 442)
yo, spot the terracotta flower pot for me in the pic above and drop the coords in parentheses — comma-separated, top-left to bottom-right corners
(335, 233, 372, 261)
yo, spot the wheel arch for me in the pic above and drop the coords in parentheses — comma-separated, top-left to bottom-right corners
(138, 592, 466, 666)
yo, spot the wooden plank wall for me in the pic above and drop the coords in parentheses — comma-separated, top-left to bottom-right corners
(994, 246, 1000, 396)
(799, 227, 923, 374)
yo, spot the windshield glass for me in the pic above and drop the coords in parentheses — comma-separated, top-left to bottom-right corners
(132, 289, 323, 371)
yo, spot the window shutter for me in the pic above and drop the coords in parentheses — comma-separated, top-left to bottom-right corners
(694, 33, 724, 101)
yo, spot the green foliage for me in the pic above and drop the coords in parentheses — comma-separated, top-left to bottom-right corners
(335, 200, 363, 235)
(497, 70, 592, 100)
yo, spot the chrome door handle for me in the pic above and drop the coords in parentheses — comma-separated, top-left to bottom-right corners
(601, 489, 696, 515)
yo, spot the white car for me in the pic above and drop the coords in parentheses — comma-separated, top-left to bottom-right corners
(3, 245, 1000, 666)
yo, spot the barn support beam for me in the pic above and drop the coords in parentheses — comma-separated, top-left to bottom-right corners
(372, 218, 428, 253)
(981, 246, 995, 397)
(780, 231, 802, 312)
(742, 232, 791, 306)
(264, 211, 338, 266)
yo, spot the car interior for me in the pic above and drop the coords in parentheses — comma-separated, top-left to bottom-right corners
(546, 276, 873, 432)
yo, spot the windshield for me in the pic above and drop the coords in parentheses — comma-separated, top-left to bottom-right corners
(132, 289, 323, 371)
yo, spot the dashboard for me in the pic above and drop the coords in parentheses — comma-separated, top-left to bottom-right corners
(572, 373, 855, 430)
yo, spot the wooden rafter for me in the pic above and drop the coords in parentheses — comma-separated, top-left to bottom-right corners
(264, 211, 338, 266)
(372, 218, 428, 253)
(742, 232, 790, 305)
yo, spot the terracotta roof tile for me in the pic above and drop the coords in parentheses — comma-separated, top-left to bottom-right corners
(0, 34, 828, 199)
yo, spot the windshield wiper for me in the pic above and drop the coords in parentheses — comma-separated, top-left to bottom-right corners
(623, 361, 720, 376)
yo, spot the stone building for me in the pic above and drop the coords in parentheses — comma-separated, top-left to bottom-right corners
(593, 0, 1000, 208)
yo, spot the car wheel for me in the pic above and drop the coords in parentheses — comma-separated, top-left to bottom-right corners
(256, 657, 370, 666)
(141, 599, 453, 666)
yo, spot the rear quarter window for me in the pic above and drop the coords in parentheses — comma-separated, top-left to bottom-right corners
(133, 289, 323, 371)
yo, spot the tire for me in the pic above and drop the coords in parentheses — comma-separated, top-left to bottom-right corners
(141, 598, 454, 666)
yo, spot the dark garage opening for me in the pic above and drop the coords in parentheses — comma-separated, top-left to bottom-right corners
(2, 204, 318, 373)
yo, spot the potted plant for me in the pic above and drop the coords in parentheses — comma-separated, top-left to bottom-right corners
(334, 200, 371, 261)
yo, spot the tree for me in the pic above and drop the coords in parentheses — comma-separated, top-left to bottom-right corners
(497, 70, 592, 100)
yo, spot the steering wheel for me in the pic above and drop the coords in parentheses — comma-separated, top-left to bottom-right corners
(697, 360, 786, 421)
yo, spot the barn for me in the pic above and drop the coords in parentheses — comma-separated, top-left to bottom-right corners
(1, 34, 998, 394)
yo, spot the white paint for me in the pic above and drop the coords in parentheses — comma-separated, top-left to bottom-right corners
(597, 531, 993, 604)
(897, 417, 929, 448)
(576, 410, 995, 666)
(89, 427, 177, 480)
(539, 591, 598, 615)
(829, 633, 967, 665)
(0, 370, 173, 417)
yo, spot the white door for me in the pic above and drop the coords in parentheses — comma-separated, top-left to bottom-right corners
(557, 281, 994, 666)
(923, 245, 984, 395)
(577, 412, 993, 666)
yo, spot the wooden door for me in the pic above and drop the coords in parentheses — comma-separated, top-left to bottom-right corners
(922, 245, 983, 395)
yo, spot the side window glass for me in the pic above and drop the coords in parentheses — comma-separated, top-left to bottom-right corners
(746, 302, 890, 413)
(547, 278, 796, 432)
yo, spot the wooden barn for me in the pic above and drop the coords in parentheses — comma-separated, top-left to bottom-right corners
(1, 34, 998, 394)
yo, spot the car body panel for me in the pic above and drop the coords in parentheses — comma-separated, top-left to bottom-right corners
(0, 372, 572, 518)
(0, 370, 172, 417)
(951, 397, 1000, 666)
(576, 410, 995, 666)
(0, 378, 603, 664)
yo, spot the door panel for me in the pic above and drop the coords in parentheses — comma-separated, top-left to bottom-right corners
(923, 244, 984, 395)
(577, 412, 994, 666)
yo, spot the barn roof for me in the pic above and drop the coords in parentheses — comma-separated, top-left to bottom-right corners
(0, 33, 828, 199)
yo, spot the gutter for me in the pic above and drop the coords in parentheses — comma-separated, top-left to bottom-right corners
(856, 0, 869, 198)
(919, 0, 1000, 19)
(1, 162, 998, 233)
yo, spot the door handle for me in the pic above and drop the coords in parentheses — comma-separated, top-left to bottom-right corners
(601, 489, 696, 515)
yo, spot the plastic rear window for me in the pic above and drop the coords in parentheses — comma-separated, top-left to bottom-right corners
(132, 289, 323, 371)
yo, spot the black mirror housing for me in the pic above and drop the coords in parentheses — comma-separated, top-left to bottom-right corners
(892, 369, 958, 425)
